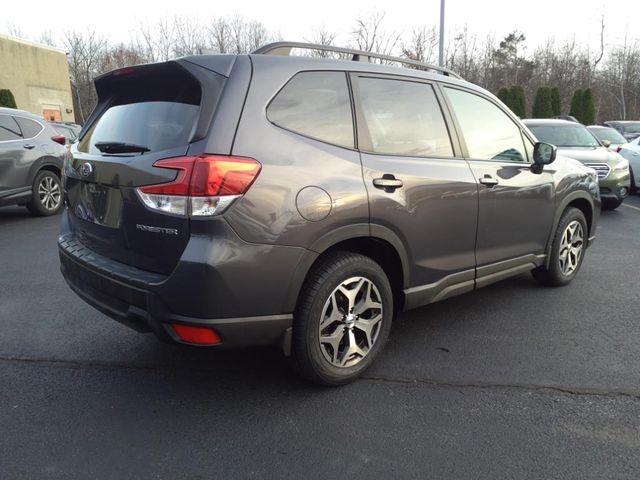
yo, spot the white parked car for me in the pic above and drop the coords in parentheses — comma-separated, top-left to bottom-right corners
(619, 137, 640, 193)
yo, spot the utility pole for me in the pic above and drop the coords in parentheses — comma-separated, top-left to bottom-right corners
(438, 0, 445, 66)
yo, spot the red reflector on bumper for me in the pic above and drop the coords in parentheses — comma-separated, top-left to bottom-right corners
(172, 324, 222, 345)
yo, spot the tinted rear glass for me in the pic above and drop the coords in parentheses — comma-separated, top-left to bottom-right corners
(15, 117, 43, 138)
(356, 77, 454, 157)
(0, 115, 23, 141)
(78, 70, 202, 155)
(621, 123, 640, 134)
(267, 71, 354, 148)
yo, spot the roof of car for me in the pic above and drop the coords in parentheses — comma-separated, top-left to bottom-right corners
(0, 107, 41, 119)
(605, 120, 640, 124)
(522, 118, 582, 126)
(587, 125, 611, 129)
(183, 52, 474, 91)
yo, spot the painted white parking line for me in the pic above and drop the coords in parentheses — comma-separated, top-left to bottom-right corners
(622, 202, 640, 212)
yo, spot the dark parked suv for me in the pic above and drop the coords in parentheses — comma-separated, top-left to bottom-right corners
(1, 108, 67, 215)
(59, 43, 600, 385)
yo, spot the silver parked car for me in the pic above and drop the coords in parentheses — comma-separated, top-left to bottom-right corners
(618, 137, 640, 193)
(604, 121, 640, 142)
(587, 125, 627, 152)
(524, 119, 630, 210)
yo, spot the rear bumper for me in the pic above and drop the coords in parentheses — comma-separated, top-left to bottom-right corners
(57, 210, 312, 349)
(59, 243, 292, 348)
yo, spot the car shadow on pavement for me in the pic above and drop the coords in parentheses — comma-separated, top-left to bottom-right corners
(0, 206, 60, 225)
(69, 272, 543, 394)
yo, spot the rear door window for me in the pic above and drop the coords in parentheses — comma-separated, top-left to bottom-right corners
(354, 77, 454, 157)
(15, 117, 43, 139)
(0, 115, 23, 141)
(78, 72, 202, 155)
(267, 71, 354, 148)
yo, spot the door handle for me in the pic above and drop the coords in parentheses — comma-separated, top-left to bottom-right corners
(373, 175, 403, 192)
(479, 175, 499, 187)
(23, 144, 36, 150)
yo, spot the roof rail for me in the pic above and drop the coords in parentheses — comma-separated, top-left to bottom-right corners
(251, 42, 462, 79)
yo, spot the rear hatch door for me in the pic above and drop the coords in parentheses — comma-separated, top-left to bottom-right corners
(65, 61, 226, 275)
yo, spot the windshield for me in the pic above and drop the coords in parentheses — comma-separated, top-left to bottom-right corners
(589, 127, 626, 144)
(528, 124, 600, 148)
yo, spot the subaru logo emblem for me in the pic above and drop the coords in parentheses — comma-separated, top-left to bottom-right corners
(80, 163, 93, 177)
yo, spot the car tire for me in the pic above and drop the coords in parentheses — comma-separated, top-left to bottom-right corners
(291, 251, 393, 386)
(532, 207, 588, 287)
(26, 170, 63, 217)
(629, 168, 637, 195)
(602, 198, 623, 210)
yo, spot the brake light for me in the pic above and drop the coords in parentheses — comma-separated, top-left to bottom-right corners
(616, 146, 622, 153)
(137, 155, 261, 217)
(112, 67, 136, 76)
(172, 324, 222, 345)
(52, 134, 66, 145)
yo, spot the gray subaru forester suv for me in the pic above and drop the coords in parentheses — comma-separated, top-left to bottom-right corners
(58, 42, 600, 385)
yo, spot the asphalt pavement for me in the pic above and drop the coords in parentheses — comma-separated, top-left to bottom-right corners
(1, 197, 640, 479)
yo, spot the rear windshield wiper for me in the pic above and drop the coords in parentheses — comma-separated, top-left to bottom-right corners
(94, 141, 150, 154)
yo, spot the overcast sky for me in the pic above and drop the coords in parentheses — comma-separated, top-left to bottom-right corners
(2, 0, 637, 51)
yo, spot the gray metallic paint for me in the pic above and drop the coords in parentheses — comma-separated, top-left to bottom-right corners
(0, 111, 65, 206)
(58, 52, 601, 349)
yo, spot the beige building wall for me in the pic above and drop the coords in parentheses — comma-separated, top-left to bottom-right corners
(0, 34, 74, 122)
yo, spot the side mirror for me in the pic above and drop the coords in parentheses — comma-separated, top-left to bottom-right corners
(533, 142, 557, 165)
(601, 139, 611, 148)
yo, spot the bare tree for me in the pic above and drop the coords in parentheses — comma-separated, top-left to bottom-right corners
(208, 17, 231, 54)
(5, 22, 25, 39)
(37, 31, 58, 47)
(401, 25, 438, 64)
(136, 19, 174, 62)
(63, 30, 107, 123)
(351, 11, 399, 57)
(304, 27, 338, 58)
(172, 15, 206, 57)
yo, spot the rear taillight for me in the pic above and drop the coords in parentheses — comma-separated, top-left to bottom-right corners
(137, 155, 261, 217)
(616, 146, 623, 153)
(52, 134, 66, 145)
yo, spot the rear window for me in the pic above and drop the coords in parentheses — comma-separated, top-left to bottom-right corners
(356, 77, 454, 157)
(267, 71, 354, 149)
(52, 125, 74, 139)
(0, 115, 23, 141)
(15, 117, 43, 138)
(621, 122, 640, 134)
(78, 70, 202, 155)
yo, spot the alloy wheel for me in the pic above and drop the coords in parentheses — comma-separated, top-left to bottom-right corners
(38, 176, 61, 211)
(318, 276, 383, 368)
(558, 220, 584, 276)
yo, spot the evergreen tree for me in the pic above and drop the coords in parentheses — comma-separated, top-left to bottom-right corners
(582, 88, 596, 124)
(509, 86, 527, 117)
(569, 89, 584, 121)
(497, 87, 510, 106)
(550, 87, 561, 116)
(532, 87, 553, 118)
(0, 89, 17, 108)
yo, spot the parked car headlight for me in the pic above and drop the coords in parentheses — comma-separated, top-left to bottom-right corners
(613, 158, 629, 172)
